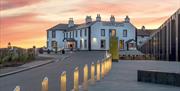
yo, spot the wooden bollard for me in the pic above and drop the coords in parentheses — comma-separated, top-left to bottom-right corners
(13, 86, 20, 91)
(83, 64, 88, 91)
(91, 62, 95, 84)
(73, 67, 79, 91)
(101, 61, 105, 79)
(42, 77, 48, 91)
(96, 61, 100, 81)
(60, 71, 66, 91)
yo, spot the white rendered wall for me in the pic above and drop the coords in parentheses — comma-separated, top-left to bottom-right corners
(91, 22, 136, 50)
(47, 30, 64, 50)
(137, 36, 149, 46)
(74, 28, 89, 50)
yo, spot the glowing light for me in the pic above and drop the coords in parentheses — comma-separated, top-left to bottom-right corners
(91, 62, 95, 84)
(42, 77, 48, 91)
(83, 64, 88, 91)
(73, 67, 79, 91)
(60, 71, 66, 91)
(96, 61, 100, 81)
(13, 86, 20, 91)
(92, 37, 97, 43)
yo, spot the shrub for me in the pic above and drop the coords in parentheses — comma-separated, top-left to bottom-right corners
(11, 53, 19, 61)
(2, 55, 10, 62)
(19, 54, 28, 62)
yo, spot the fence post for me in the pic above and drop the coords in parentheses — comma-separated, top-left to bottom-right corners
(42, 77, 48, 91)
(83, 64, 88, 91)
(73, 67, 79, 91)
(13, 86, 20, 91)
(60, 71, 66, 91)
(96, 61, 100, 81)
(91, 62, 95, 84)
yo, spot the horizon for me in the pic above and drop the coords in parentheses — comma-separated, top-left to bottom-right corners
(0, 0, 179, 48)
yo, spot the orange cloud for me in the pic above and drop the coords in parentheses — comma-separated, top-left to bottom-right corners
(0, 13, 57, 48)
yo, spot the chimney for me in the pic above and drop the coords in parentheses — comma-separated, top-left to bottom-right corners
(85, 16, 92, 23)
(125, 15, 130, 23)
(110, 15, 115, 22)
(142, 26, 145, 31)
(68, 18, 74, 27)
(96, 14, 101, 22)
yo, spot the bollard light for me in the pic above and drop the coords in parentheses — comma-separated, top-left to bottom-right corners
(91, 62, 95, 84)
(110, 57, 112, 70)
(104, 60, 108, 75)
(83, 64, 88, 91)
(96, 61, 100, 81)
(13, 86, 20, 91)
(42, 77, 48, 91)
(101, 61, 105, 79)
(60, 71, 66, 91)
(74, 67, 79, 91)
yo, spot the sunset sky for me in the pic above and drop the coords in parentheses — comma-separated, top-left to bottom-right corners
(0, 0, 179, 48)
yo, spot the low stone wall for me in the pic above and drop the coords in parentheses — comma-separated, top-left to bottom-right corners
(137, 70, 180, 87)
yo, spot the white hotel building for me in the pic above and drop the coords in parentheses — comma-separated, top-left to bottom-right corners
(47, 14, 137, 51)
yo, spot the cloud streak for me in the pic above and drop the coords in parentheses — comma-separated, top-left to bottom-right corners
(0, 0, 179, 48)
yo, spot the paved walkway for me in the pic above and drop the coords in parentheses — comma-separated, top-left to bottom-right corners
(120, 50, 144, 55)
(89, 60, 180, 91)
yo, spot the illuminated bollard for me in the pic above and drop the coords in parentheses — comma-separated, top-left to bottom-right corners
(13, 86, 20, 91)
(83, 64, 88, 91)
(110, 57, 112, 70)
(60, 71, 66, 91)
(42, 77, 48, 91)
(91, 62, 95, 84)
(107, 58, 110, 73)
(96, 61, 100, 81)
(104, 60, 108, 75)
(106, 60, 109, 73)
(101, 61, 105, 79)
(73, 67, 79, 91)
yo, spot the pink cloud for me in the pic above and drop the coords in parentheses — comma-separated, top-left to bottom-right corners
(0, 0, 42, 10)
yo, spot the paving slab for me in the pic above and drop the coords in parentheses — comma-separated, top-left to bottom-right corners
(89, 60, 180, 91)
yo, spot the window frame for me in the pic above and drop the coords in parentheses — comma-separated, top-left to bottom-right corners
(101, 29, 105, 36)
(80, 29, 82, 37)
(52, 31, 56, 38)
(119, 40, 124, 49)
(76, 30, 78, 37)
(123, 30, 127, 37)
(100, 39, 106, 49)
(84, 40, 87, 48)
(80, 39, 82, 48)
(85, 29, 87, 37)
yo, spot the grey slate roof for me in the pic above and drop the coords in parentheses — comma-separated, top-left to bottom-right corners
(75, 21, 97, 29)
(47, 24, 68, 31)
(47, 21, 97, 31)
(63, 38, 76, 42)
(126, 39, 136, 43)
(47, 21, 135, 32)
(137, 29, 157, 36)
